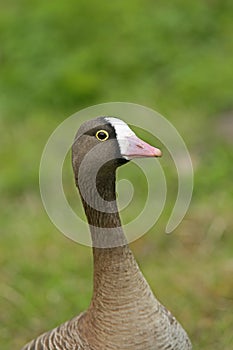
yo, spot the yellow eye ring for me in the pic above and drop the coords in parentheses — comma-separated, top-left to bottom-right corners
(96, 130, 109, 141)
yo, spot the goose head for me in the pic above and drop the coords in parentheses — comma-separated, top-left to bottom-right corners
(72, 116, 161, 179)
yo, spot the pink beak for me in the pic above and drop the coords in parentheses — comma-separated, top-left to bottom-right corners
(121, 135, 162, 159)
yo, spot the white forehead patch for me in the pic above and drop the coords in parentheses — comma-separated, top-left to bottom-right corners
(105, 117, 135, 137)
(105, 117, 135, 159)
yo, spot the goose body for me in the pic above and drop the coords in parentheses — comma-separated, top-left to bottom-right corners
(22, 117, 192, 350)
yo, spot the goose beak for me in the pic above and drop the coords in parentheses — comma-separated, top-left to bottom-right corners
(121, 135, 162, 160)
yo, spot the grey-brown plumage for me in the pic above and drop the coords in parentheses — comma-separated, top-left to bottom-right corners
(21, 117, 192, 350)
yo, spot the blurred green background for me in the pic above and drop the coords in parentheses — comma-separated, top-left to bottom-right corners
(1, 1, 233, 349)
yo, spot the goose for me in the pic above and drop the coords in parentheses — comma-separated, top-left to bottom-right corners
(22, 116, 192, 350)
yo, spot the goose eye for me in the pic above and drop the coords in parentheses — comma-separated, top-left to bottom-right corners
(96, 130, 109, 141)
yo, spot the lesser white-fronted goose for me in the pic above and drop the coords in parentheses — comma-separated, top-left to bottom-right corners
(22, 117, 192, 350)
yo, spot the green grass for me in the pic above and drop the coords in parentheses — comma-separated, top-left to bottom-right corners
(1, 1, 233, 349)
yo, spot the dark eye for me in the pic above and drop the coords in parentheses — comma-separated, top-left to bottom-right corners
(96, 130, 109, 141)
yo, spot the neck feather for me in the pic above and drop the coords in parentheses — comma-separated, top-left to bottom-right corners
(78, 168, 127, 247)
(76, 169, 162, 348)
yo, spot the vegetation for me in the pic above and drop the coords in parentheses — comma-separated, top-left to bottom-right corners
(1, 1, 233, 349)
